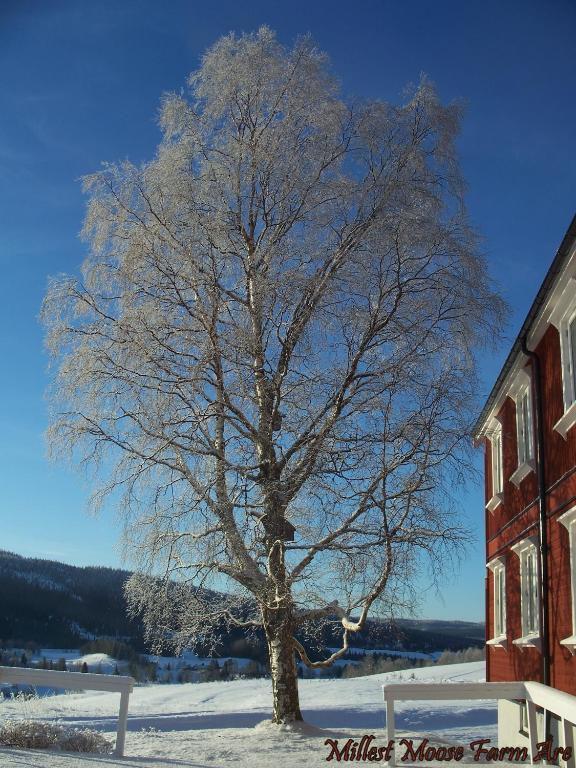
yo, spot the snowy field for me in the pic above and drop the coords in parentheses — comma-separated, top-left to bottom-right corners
(0, 661, 500, 767)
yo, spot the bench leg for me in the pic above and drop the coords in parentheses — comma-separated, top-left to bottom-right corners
(527, 701, 538, 764)
(561, 718, 575, 768)
(115, 690, 130, 757)
(386, 698, 396, 766)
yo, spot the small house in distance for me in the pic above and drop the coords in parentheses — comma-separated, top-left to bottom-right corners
(474, 213, 576, 746)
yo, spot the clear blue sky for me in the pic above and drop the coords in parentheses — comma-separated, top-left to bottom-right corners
(1, 0, 575, 622)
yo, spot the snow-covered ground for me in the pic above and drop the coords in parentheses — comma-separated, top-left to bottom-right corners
(0, 661, 500, 767)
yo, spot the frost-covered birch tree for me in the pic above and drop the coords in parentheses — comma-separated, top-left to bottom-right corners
(43, 28, 505, 723)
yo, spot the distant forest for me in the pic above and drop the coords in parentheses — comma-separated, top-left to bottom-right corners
(0, 550, 143, 648)
(0, 550, 484, 658)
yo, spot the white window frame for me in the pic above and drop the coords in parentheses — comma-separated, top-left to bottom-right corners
(517, 386, 533, 463)
(563, 308, 576, 407)
(486, 419, 503, 512)
(509, 371, 535, 487)
(549, 278, 576, 438)
(557, 505, 576, 653)
(511, 536, 541, 649)
(486, 557, 507, 648)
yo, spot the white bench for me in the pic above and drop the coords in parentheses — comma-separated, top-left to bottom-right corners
(383, 680, 576, 768)
(0, 665, 134, 756)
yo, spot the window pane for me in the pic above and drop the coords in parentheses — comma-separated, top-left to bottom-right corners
(525, 550, 538, 634)
(493, 433, 502, 494)
(522, 390, 532, 461)
(526, 552, 533, 631)
(518, 400, 526, 465)
(494, 566, 505, 637)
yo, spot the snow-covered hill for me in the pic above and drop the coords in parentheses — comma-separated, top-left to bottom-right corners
(0, 550, 141, 646)
(0, 661, 498, 767)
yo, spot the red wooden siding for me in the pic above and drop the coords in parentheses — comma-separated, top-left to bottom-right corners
(484, 324, 576, 695)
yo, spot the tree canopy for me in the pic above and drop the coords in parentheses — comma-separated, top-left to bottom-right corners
(43, 27, 505, 722)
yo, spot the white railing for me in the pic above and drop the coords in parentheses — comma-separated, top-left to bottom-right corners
(0, 666, 134, 757)
(383, 680, 576, 768)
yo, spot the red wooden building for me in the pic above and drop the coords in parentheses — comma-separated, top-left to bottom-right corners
(474, 214, 576, 704)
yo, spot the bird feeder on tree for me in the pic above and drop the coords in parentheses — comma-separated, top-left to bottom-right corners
(260, 514, 295, 542)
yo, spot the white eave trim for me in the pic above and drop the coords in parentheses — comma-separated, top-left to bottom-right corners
(486, 493, 503, 512)
(558, 505, 576, 530)
(513, 634, 541, 650)
(554, 401, 576, 439)
(548, 276, 576, 328)
(510, 460, 535, 488)
(475, 366, 532, 444)
(475, 241, 576, 442)
(527, 244, 576, 346)
(511, 535, 539, 556)
(475, 361, 527, 442)
(486, 635, 507, 649)
(508, 369, 531, 399)
(560, 635, 576, 654)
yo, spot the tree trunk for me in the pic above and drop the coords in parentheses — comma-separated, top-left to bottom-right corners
(262, 605, 303, 723)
